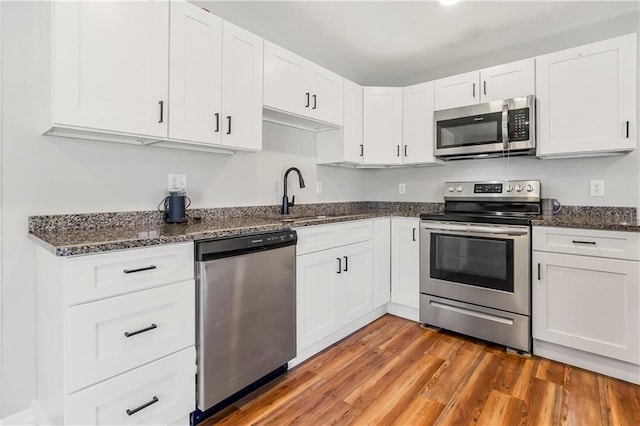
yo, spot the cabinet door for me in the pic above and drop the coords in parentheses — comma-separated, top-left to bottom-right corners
(221, 21, 263, 150)
(168, 1, 222, 144)
(363, 87, 403, 165)
(391, 218, 420, 309)
(342, 241, 374, 324)
(263, 41, 307, 117)
(53, 0, 169, 137)
(532, 251, 639, 364)
(373, 218, 391, 308)
(342, 79, 364, 163)
(402, 81, 437, 164)
(536, 34, 637, 156)
(434, 71, 479, 110)
(307, 65, 344, 126)
(480, 58, 534, 102)
(296, 248, 343, 350)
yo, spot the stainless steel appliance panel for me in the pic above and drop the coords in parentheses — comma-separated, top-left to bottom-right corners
(420, 294, 531, 352)
(420, 221, 531, 316)
(196, 244, 296, 410)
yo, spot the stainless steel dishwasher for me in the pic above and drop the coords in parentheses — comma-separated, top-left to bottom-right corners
(194, 230, 297, 419)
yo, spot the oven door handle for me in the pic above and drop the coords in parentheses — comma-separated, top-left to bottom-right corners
(422, 223, 528, 236)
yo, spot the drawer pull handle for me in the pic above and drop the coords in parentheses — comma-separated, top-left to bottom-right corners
(126, 396, 159, 416)
(337, 257, 342, 274)
(343, 256, 348, 272)
(572, 240, 596, 245)
(123, 265, 157, 274)
(124, 323, 157, 338)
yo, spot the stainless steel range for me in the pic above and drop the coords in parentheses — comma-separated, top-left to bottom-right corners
(420, 180, 541, 353)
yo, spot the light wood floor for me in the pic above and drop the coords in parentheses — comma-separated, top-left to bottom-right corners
(203, 314, 640, 425)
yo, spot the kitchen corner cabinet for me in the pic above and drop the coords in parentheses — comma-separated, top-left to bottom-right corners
(390, 217, 420, 315)
(168, 2, 263, 151)
(536, 33, 637, 158)
(402, 81, 441, 165)
(50, 0, 169, 139)
(532, 226, 640, 384)
(434, 58, 534, 110)
(363, 87, 403, 165)
(316, 78, 364, 165)
(295, 221, 374, 351)
(264, 41, 343, 128)
(35, 242, 196, 425)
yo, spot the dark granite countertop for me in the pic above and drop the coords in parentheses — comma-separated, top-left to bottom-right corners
(29, 202, 440, 256)
(531, 206, 639, 232)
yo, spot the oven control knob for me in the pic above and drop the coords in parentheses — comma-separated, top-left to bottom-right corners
(456, 185, 463, 192)
(506, 185, 513, 192)
(515, 184, 523, 192)
(526, 184, 534, 192)
(448, 186, 455, 192)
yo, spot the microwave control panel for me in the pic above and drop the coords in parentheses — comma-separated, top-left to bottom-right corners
(508, 108, 530, 141)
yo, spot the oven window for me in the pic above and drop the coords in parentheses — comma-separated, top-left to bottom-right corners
(430, 233, 514, 293)
(437, 112, 502, 148)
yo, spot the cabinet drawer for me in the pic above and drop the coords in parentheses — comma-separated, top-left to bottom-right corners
(66, 347, 195, 425)
(65, 242, 193, 305)
(295, 220, 373, 255)
(533, 226, 639, 261)
(65, 281, 195, 392)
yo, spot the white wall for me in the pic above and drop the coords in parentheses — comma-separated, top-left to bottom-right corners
(0, 1, 366, 417)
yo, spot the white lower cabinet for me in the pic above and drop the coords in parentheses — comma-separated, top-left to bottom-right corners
(35, 242, 196, 425)
(389, 217, 420, 320)
(532, 226, 640, 384)
(373, 218, 391, 308)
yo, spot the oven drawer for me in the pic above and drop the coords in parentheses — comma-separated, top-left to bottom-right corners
(533, 227, 639, 261)
(420, 294, 530, 352)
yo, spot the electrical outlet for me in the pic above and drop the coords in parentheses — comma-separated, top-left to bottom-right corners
(168, 174, 187, 192)
(590, 179, 605, 197)
(399, 183, 406, 194)
(316, 181, 323, 194)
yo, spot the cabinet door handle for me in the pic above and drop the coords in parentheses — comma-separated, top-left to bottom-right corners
(396, 145, 400, 157)
(537, 263, 541, 280)
(158, 101, 164, 123)
(124, 323, 157, 338)
(123, 265, 157, 274)
(336, 257, 342, 274)
(343, 256, 348, 272)
(214, 113, 220, 132)
(359, 144, 364, 157)
(472, 83, 476, 98)
(312, 94, 317, 110)
(572, 240, 596, 245)
(404, 145, 408, 157)
(483, 80, 487, 96)
(305, 92, 310, 108)
(626, 121, 630, 138)
(412, 228, 416, 241)
(226, 116, 232, 135)
(126, 396, 159, 416)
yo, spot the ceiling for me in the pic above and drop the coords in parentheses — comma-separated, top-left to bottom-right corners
(195, 1, 640, 86)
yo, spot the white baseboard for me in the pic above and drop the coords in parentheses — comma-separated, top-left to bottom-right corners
(0, 407, 33, 426)
(533, 339, 640, 385)
(386, 302, 419, 322)
(290, 306, 387, 368)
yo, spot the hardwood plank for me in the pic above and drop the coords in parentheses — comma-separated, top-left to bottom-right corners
(390, 395, 444, 426)
(511, 356, 536, 401)
(561, 366, 601, 426)
(597, 375, 640, 426)
(475, 389, 512, 426)
(535, 357, 567, 386)
(523, 377, 563, 426)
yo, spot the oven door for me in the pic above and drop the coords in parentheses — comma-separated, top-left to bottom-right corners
(420, 221, 530, 316)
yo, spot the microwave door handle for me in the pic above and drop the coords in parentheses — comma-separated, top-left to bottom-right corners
(502, 103, 509, 150)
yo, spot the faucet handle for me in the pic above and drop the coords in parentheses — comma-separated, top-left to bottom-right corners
(290, 195, 295, 206)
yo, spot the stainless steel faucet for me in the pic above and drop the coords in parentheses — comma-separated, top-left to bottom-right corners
(282, 167, 306, 214)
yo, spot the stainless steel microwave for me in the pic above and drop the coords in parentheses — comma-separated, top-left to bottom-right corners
(434, 95, 535, 160)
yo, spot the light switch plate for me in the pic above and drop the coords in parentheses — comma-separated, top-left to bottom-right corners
(589, 179, 605, 197)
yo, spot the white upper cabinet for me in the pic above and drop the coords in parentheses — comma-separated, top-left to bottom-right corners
(219, 21, 264, 150)
(402, 81, 439, 165)
(434, 59, 534, 110)
(363, 87, 403, 165)
(52, 0, 169, 138)
(263, 41, 343, 128)
(536, 34, 637, 157)
(342, 79, 364, 164)
(169, 4, 263, 151)
(168, 2, 222, 144)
